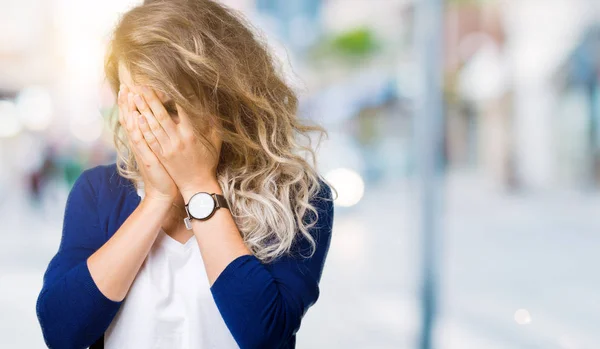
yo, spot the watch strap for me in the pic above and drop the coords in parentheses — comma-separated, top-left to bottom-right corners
(213, 193, 229, 210)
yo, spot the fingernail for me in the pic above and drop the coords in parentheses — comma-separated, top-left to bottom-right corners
(138, 115, 146, 124)
(128, 92, 134, 102)
(134, 94, 143, 104)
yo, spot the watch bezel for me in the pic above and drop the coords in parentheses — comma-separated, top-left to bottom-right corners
(186, 192, 216, 221)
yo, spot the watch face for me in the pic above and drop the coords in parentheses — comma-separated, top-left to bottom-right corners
(188, 193, 215, 219)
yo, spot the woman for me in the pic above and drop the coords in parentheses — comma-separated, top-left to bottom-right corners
(35, 1, 335, 348)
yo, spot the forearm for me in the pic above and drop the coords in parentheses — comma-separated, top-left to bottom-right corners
(180, 179, 333, 348)
(87, 198, 170, 301)
(181, 180, 251, 285)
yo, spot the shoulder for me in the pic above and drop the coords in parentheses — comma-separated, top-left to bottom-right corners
(70, 163, 136, 235)
(290, 177, 335, 258)
(308, 177, 335, 228)
(71, 163, 134, 216)
(79, 162, 122, 186)
(77, 163, 130, 195)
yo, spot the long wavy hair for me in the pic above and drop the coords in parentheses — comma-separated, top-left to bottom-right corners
(104, 0, 335, 262)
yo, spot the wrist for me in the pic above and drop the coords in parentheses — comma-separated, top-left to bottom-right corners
(180, 178, 222, 203)
(139, 196, 173, 215)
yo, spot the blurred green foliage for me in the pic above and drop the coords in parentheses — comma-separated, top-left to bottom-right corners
(330, 27, 378, 57)
(311, 27, 379, 62)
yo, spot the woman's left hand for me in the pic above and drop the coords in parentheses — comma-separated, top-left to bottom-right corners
(132, 86, 222, 200)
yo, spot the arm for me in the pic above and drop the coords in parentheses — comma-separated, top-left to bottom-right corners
(35, 169, 161, 348)
(36, 169, 120, 349)
(132, 87, 335, 348)
(36, 171, 172, 349)
(36, 86, 177, 349)
(86, 195, 170, 301)
(193, 182, 334, 349)
(88, 84, 179, 303)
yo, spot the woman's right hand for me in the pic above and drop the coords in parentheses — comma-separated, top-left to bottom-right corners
(118, 84, 178, 205)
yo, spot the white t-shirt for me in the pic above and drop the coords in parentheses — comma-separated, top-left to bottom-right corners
(103, 185, 239, 349)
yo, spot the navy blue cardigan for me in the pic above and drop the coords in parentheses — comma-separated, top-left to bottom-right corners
(36, 163, 334, 349)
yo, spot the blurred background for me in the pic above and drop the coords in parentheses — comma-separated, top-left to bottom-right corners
(1, 0, 600, 348)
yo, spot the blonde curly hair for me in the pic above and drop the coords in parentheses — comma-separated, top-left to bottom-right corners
(104, 0, 336, 262)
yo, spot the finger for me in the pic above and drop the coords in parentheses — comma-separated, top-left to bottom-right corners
(128, 90, 138, 112)
(176, 105, 196, 140)
(119, 86, 137, 148)
(117, 91, 144, 170)
(136, 108, 163, 156)
(140, 86, 178, 139)
(133, 92, 171, 151)
(126, 93, 149, 159)
(123, 91, 138, 135)
(130, 110, 160, 166)
(117, 84, 129, 128)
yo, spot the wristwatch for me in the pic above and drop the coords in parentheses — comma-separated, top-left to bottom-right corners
(183, 192, 229, 230)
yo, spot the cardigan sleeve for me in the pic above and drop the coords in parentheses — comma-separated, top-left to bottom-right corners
(210, 181, 335, 349)
(36, 169, 122, 349)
